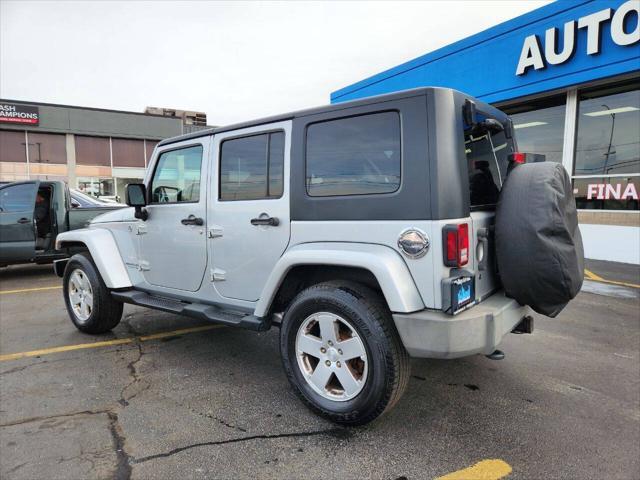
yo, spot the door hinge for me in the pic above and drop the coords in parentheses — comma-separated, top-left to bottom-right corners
(208, 225, 224, 238)
(138, 260, 150, 271)
(210, 268, 226, 281)
(136, 223, 147, 235)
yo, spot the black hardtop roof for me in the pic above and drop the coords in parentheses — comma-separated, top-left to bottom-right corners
(157, 86, 505, 148)
(157, 87, 431, 148)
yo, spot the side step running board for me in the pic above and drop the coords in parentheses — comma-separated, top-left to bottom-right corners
(111, 290, 270, 332)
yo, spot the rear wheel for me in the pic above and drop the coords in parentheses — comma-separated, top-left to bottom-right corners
(63, 253, 123, 334)
(280, 281, 410, 425)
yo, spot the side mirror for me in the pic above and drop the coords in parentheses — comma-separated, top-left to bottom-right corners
(126, 183, 148, 221)
(71, 199, 81, 209)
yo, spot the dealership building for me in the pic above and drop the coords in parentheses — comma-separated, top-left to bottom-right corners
(0, 101, 207, 200)
(332, 0, 639, 264)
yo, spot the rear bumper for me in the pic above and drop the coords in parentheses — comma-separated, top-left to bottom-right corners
(392, 291, 530, 359)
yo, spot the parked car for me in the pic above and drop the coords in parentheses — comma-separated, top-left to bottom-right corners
(54, 88, 583, 425)
(70, 189, 125, 208)
(0, 181, 125, 267)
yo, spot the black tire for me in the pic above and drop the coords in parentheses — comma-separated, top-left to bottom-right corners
(280, 281, 410, 425)
(63, 253, 123, 334)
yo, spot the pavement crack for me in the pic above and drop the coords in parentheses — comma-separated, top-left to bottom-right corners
(107, 411, 133, 480)
(0, 362, 45, 376)
(118, 341, 150, 407)
(5, 462, 27, 474)
(156, 393, 248, 433)
(0, 408, 110, 428)
(209, 414, 247, 433)
(131, 428, 347, 464)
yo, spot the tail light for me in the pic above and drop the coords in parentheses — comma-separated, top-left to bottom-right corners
(508, 152, 546, 165)
(509, 152, 527, 164)
(443, 223, 469, 268)
(458, 223, 469, 265)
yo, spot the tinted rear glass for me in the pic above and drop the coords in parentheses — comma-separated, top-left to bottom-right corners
(305, 111, 401, 197)
(465, 129, 509, 209)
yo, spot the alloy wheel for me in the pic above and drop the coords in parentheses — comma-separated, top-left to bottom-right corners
(295, 312, 368, 401)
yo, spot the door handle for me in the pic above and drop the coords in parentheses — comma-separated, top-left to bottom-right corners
(250, 216, 279, 227)
(181, 215, 204, 226)
(17, 217, 31, 224)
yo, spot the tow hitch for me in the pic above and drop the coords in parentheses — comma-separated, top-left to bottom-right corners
(486, 350, 505, 360)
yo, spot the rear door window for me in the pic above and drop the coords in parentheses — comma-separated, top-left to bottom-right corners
(465, 129, 509, 209)
(219, 131, 284, 201)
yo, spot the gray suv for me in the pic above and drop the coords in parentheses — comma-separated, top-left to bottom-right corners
(55, 87, 583, 425)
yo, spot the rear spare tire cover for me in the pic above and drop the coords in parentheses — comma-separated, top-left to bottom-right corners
(495, 162, 584, 317)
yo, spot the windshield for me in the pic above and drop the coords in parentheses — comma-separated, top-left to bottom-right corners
(464, 128, 510, 209)
(71, 189, 107, 207)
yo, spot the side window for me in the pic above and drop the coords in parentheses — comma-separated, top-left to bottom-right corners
(0, 184, 37, 213)
(305, 111, 401, 197)
(219, 131, 284, 201)
(150, 145, 203, 204)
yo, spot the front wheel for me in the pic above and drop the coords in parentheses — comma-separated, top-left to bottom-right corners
(280, 281, 410, 425)
(63, 253, 123, 334)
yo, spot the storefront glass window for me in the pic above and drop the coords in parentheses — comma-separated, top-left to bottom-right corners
(573, 177, 639, 211)
(574, 83, 640, 176)
(77, 177, 115, 198)
(573, 80, 639, 211)
(503, 95, 566, 164)
(115, 177, 142, 202)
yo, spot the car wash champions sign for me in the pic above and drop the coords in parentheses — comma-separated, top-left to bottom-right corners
(516, 0, 640, 76)
(0, 103, 39, 126)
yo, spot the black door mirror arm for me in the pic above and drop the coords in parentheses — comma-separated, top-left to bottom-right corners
(134, 206, 148, 221)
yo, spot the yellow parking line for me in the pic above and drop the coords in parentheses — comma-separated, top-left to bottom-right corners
(592, 278, 640, 289)
(584, 269, 604, 281)
(0, 324, 222, 362)
(0, 338, 134, 361)
(584, 269, 640, 289)
(0, 285, 62, 295)
(436, 459, 512, 480)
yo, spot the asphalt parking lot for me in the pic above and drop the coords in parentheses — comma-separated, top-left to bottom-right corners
(0, 261, 638, 480)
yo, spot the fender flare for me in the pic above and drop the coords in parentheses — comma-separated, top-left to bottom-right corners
(254, 242, 425, 317)
(55, 228, 132, 289)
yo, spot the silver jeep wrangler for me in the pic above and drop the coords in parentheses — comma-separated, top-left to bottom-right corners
(55, 87, 583, 425)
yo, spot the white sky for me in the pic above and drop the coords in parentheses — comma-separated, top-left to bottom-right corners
(1, 0, 552, 125)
